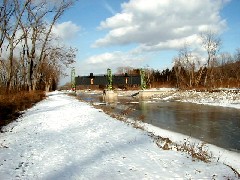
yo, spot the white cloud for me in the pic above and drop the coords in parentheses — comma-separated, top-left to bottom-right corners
(132, 34, 202, 53)
(104, 1, 116, 15)
(98, 13, 133, 30)
(52, 21, 81, 41)
(93, 0, 228, 52)
(76, 51, 146, 75)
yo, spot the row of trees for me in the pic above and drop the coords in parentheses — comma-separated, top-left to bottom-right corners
(117, 31, 239, 89)
(146, 50, 240, 89)
(0, 0, 77, 93)
(172, 31, 240, 89)
(172, 49, 240, 89)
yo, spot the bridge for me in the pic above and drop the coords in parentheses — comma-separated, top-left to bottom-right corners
(73, 69, 146, 90)
(75, 73, 141, 86)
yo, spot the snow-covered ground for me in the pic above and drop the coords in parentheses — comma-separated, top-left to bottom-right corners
(0, 91, 239, 179)
(152, 90, 240, 109)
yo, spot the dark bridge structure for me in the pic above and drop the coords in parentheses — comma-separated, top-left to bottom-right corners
(75, 73, 141, 89)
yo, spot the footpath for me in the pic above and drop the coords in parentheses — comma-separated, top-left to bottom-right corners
(0, 91, 238, 179)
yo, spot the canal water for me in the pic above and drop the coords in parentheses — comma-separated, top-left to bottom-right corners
(77, 91, 240, 153)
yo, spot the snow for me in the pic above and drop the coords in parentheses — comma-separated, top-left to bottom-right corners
(150, 89, 240, 109)
(142, 123, 240, 175)
(0, 91, 239, 179)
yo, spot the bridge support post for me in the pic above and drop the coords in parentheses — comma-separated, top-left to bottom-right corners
(103, 68, 117, 102)
(103, 90, 118, 103)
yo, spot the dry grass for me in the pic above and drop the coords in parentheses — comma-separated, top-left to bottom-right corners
(177, 138, 212, 163)
(149, 133, 212, 162)
(0, 91, 46, 129)
(137, 114, 145, 122)
(121, 107, 133, 116)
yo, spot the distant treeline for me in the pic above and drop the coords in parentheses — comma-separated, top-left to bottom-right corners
(117, 48, 240, 89)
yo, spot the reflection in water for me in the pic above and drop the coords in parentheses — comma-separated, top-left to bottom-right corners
(137, 101, 240, 152)
(77, 92, 240, 152)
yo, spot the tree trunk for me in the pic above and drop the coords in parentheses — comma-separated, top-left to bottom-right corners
(6, 41, 14, 93)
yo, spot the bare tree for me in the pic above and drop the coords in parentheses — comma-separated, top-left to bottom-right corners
(0, 0, 15, 55)
(217, 52, 232, 87)
(0, 0, 77, 92)
(20, 0, 50, 91)
(116, 66, 133, 75)
(17, 0, 76, 91)
(2, 0, 30, 92)
(32, 0, 75, 91)
(234, 48, 240, 86)
(39, 45, 76, 91)
(0, 58, 8, 88)
(173, 44, 201, 88)
(200, 30, 221, 87)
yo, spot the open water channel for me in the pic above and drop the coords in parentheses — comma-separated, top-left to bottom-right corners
(77, 91, 240, 153)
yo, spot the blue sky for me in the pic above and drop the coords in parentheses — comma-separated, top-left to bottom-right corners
(55, 0, 240, 84)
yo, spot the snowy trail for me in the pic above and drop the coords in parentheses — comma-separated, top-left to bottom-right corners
(0, 92, 238, 179)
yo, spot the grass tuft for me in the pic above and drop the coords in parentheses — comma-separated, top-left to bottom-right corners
(178, 138, 212, 163)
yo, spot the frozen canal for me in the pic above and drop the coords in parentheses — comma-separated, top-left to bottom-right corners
(77, 91, 240, 153)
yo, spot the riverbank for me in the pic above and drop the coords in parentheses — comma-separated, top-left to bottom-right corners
(150, 88, 240, 109)
(99, 88, 240, 109)
(77, 88, 240, 174)
(0, 91, 239, 179)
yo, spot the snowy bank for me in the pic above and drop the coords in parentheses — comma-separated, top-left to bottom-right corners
(142, 123, 240, 175)
(148, 89, 240, 109)
(0, 92, 239, 179)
